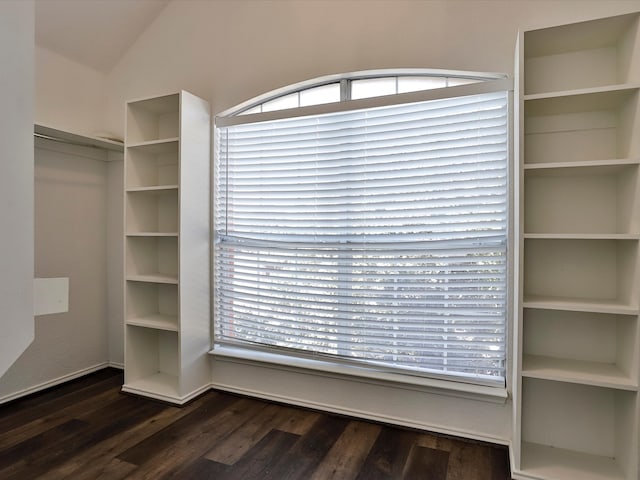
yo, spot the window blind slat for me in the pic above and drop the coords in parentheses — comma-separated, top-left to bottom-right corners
(215, 90, 508, 383)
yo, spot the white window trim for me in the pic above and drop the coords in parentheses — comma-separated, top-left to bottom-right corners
(209, 345, 508, 404)
(213, 70, 515, 398)
(217, 70, 511, 126)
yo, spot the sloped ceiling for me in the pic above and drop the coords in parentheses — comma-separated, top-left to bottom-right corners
(35, 0, 170, 73)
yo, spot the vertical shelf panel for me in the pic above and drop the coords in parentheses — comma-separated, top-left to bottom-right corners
(176, 91, 212, 399)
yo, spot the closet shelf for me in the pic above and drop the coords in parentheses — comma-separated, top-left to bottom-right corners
(34, 123, 124, 153)
(522, 355, 637, 391)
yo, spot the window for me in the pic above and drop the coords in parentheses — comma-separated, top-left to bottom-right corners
(214, 70, 510, 387)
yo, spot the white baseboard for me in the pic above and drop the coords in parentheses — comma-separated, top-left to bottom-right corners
(108, 361, 124, 370)
(0, 362, 112, 405)
(211, 381, 510, 447)
(121, 382, 210, 406)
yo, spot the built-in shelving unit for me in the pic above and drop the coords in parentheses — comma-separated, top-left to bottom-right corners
(514, 12, 640, 480)
(122, 91, 211, 404)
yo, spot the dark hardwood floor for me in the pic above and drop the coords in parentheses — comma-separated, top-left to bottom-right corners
(0, 368, 511, 479)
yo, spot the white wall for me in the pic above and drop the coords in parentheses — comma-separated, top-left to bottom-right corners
(98, 0, 640, 443)
(30, 41, 124, 375)
(0, 1, 34, 379)
(105, 0, 640, 137)
(0, 141, 111, 401)
(36, 46, 110, 139)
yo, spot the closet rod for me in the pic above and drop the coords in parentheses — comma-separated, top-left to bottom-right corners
(35, 132, 102, 149)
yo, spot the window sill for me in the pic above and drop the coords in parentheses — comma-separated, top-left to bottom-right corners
(209, 345, 509, 405)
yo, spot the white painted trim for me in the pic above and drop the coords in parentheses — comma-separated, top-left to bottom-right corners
(0, 358, 512, 451)
(0, 362, 111, 405)
(217, 77, 513, 127)
(218, 68, 508, 118)
(210, 347, 508, 403)
(121, 383, 210, 405)
(210, 380, 510, 447)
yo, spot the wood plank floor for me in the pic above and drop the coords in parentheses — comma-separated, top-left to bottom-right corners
(0, 368, 511, 479)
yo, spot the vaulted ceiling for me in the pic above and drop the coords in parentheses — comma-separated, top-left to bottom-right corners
(35, 0, 170, 73)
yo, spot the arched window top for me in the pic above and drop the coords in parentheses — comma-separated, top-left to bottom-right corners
(223, 69, 506, 117)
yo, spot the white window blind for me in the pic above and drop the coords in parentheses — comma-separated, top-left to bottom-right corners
(215, 89, 508, 385)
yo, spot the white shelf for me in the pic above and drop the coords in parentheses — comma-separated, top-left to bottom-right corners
(126, 232, 178, 237)
(126, 138, 179, 152)
(126, 274, 178, 285)
(126, 185, 179, 193)
(524, 83, 640, 102)
(122, 372, 180, 401)
(520, 442, 625, 480)
(523, 295, 639, 316)
(126, 314, 179, 332)
(524, 158, 640, 174)
(524, 85, 638, 116)
(522, 354, 637, 390)
(524, 233, 640, 240)
(126, 282, 178, 326)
